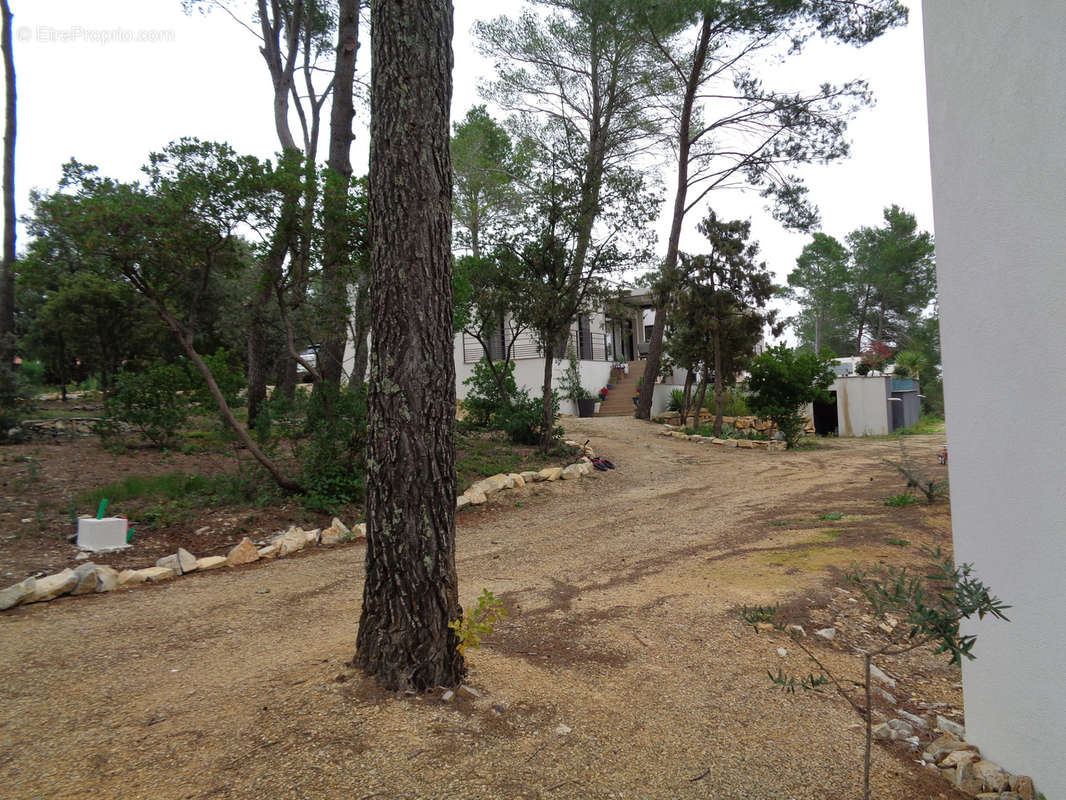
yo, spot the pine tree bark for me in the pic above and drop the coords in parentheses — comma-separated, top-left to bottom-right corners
(0, 0, 15, 367)
(319, 0, 359, 387)
(354, 0, 464, 691)
(636, 13, 713, 420)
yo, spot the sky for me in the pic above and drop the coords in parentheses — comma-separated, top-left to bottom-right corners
(10, 1, 934, 339)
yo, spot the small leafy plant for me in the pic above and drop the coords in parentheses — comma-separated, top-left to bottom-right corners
(819, 511, 844, 521)
(885, 441, 948, 503)
(742, 547, 1009, 800)
(884, 493, 919, 507)
(887, 537, 909, 547)
(450, 589, 507, 656)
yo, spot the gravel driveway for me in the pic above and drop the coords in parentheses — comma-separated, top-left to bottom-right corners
(0, 416, 961, 800)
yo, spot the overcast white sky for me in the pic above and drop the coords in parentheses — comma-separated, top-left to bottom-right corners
(11, 1, 933, 337)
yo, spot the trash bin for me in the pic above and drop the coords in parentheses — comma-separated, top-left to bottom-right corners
(577, 398, 597, 417)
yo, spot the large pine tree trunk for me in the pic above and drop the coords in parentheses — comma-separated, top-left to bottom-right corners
(354, 0, 464, 691)
(712, 326, 725, 436)
(540, 352, 554, 452)
(350, 275, 371, 384)
(319, 0, 359, 387)
(245, 281, 274, 426)
(636, 13, 713, 421)
(0, 0, 15, 367)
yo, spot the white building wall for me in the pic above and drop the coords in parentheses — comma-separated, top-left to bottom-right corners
(454, 331, 614, 413)
(923, 4, 1066, 796)
(834, 376, 891, 437)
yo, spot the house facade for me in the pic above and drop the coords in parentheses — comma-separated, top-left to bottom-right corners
(454, 288, 680, 415)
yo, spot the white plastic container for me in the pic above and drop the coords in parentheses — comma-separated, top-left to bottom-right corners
(76, 517, 130, 552)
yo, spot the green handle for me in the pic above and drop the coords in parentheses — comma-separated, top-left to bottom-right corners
(96, 499, 108, 519)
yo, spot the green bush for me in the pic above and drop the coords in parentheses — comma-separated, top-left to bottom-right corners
(298, 382, 367, 512)
(717, 389, 751, 417)
(499, 389, 561, 446)
(0, 361, 30, 443)
(668, 388, 685, 412)
(671, 387, 752, 417)
(190, 348, 246, 409)
(106, 351, 248, 448)
(560, 347, 590, 401)
(746, 345, 835, 449)
(17, 360, 46, 391)
(462, 358, 517, 428)
(107, 363, 190, 446)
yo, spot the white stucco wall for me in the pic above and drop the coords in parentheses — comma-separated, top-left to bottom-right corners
(923, 3, 1066, 796)
(453, 332, 613, 407)
(834, 376, 891, 437)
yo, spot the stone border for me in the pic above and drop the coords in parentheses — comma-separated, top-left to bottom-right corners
(0, 516, 365, 612)
(1, 441, 609, 612)
(656, 424, 786, 451)
(457, 439, 603, 509)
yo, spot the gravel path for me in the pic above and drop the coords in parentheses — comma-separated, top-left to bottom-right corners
(0, 417, 959, 800)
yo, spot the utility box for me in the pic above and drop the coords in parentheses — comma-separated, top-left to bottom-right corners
(76, 517, 130, 551)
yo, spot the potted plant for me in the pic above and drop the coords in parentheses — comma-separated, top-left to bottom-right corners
(632, 375, 643, 406)
(576, 388, 596, 417)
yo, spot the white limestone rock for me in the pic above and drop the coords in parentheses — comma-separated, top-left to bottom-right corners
(465, 488, 488, 505)
(320, 518, 350, 545)
(156, 547, 198, 575)
(869, 663, 896, 688)
(27, 569, 78, 603)
(195, 556, 228, 571)
(93, 566, 120, 593)
(560, 463, 585, 480)
(0, 577, 36, 610)
(277, 529, 307, 556)
(227, 537, 261, 566)
(937, 714, 965, 739)
(898, 710, 929, 729)
(118, 569, 144, 586)
(70, 562, 100, 596)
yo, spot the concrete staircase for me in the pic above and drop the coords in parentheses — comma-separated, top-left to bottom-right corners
(597, 361, 643, 417)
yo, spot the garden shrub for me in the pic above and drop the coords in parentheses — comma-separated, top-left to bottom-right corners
(107, 362, 191, 446)
(462, 357, 517, 428)
(299, 382, 368, 512)
(671, 387, 751, 417)
(0, 363, 27, 444)
(499, 389, 562, 446)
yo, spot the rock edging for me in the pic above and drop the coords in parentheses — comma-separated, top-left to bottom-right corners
(656, 424, 786, 451)
(457, 440, 604, 509)
(0, 517, 365, 612)
(3, 440, 611, 612)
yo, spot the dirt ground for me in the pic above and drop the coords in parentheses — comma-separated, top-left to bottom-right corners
(0, 416, 966, 800)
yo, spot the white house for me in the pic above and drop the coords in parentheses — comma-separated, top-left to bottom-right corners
(923, 3, 1065, 796)
(454, 287, 683, 416)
